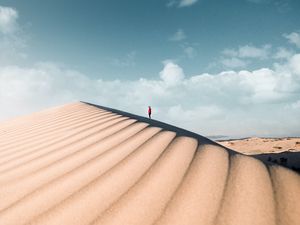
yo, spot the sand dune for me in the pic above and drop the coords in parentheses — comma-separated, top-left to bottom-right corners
(0, 102, 299, 225)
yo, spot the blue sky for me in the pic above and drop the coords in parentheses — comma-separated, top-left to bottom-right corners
(0, 0, 300, 137)
(2, 0, 300, 78)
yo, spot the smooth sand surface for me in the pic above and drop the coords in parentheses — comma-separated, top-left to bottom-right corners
(0, 102, 299, 225)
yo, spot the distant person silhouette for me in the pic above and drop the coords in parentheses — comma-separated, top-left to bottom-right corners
(148, 106, 152, 119)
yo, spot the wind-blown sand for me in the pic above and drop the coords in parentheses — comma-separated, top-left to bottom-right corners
(0, 102, 299, 225)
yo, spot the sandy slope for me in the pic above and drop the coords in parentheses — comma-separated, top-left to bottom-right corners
(0, 102, 299, 225)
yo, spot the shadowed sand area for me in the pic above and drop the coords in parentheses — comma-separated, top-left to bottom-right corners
(0, 102, 299, 225)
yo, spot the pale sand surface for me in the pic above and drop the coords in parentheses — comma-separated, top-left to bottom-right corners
(218, 137, 300, 155)
(0, 102, 299, 225)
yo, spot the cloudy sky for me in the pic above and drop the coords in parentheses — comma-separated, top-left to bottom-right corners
(0, 0, 300, 138)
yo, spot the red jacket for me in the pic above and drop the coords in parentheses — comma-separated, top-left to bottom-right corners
(148, 107, 151, 114)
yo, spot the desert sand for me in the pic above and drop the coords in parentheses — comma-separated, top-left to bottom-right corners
(218, 137, 300, 155)
(0, 102, 299, 225)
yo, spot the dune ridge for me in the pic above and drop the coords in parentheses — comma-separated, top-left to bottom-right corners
(0, 102, 299, 225)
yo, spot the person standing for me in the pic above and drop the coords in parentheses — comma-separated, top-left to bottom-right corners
(148, 106, 152, 119)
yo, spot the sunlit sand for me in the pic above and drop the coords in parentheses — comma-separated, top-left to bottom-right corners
(0, 102, 299, 225)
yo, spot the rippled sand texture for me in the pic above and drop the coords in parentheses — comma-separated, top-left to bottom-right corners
(0, 102, 299, 225)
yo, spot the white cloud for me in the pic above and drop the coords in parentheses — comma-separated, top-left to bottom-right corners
(0, 5, 27, 66)
(273, 47, 293, 59)
(283, 32, 300, 48)
(289, 54, 300, 74)
(167, 0, 198, 8)
(178, 0, 198, 7)
(222, 49, 238, 57)
(184, 46, 197, 58)
(223, 44, 271, 59)
(290, 100, 300, 110)
(220, 57, 248, 68)
(1, 53, 300, 137)
(0, 8, 299, 137)
(0, 35, 27, 65)
(166, 0, 176, 7)
(220, 44, 271, 69)
(170, 29, 186, 41)
(0, 6, 18, 34)
(239, 44, 271, 59)
(168, 105, 222, 122)
(159, 60, 185, 86)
